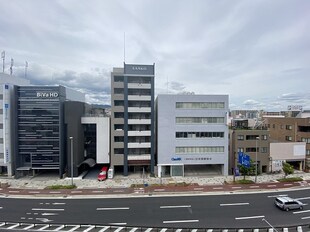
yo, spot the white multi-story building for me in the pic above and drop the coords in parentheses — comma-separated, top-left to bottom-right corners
(0, 73, 30, 176)
(156, 94, 229, 177)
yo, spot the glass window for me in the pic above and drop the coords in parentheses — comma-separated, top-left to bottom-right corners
(176, 117, 224, 124)
(286, 125, 292, 130)
(176, 102, 225, 109)
(237, 135, 244, 140)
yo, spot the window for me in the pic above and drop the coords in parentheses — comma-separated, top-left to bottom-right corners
(261, 135, 268, 140)
(114, 76, 124, 82)
(306, 150, 310, 155)
(286, 136, 292, 141)
(273, 124, 275, 129)
(114, 88, 124, 94)
(237, 135, 244, 140)
(176, 117, 224, 124)
(176, 132, 224, 138)
(261, 147, 268, 153)
(246, 147, 259, 152)
(246, 135, 260, 140)
(286, 125, 292, 130)
(301, 138, 310, 144)
(176, 102, 225, 109)
(237, 147, 244, 152)
(175, 146, 224, 154)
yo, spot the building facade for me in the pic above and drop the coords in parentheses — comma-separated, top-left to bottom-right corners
(110, 63, 155, 176)
(263, 117, 310, 170)
(157, 94, 229, 177)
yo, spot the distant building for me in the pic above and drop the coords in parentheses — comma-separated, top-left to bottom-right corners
(0, 73, 30, 177)
(157, 94, 229, 177)
(110, 63, 155, 176)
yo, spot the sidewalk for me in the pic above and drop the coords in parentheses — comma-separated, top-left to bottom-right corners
(0, 171, 310, 197)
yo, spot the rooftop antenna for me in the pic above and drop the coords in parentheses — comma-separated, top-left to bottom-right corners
(25, 61, 28, 78)
(1, 51, 5, 73)
(123, 32, 126, 63)
(10, 58, 14, 75)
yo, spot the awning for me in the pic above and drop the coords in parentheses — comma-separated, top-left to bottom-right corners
(77, 158, 96, 168)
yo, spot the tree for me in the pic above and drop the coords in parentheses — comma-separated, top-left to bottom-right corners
(238, 160, 256, 180)
(282, 162, 294, 178)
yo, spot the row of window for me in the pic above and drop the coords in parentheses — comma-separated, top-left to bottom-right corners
(176, 132, 224, 138)
(175, 146, 224, 154)
(237, 147, 268, 153)
(237, 135, 268, 140)
(267, 124, 293, 130)
(176, 102, 225, 109)
(176, 117, 224, 124)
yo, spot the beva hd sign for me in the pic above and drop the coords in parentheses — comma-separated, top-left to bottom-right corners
(36, 92, 59, 98)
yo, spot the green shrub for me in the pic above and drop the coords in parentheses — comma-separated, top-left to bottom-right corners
(235, 179, 254, 184)
(46, 185, 76, 189)
(277, 177, 303, 182)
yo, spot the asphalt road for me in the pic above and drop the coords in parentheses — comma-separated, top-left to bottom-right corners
(0, 189, 310, 229)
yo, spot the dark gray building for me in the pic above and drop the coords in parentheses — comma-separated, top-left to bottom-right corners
(111, 63, 155, 176)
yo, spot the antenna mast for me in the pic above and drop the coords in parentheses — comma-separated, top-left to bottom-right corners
(1, 51, 5, 73)
(10, 58, 14, 75)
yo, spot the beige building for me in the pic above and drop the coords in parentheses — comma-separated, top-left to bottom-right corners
(263, 117, 310, 170)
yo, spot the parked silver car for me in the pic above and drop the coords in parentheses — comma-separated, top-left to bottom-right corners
(275, 197, 303, 211)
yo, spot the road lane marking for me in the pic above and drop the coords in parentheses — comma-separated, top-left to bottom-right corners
(92, 190, 104, 193)
(220, 203, 249, 206)
(301, 216, 310, 219)
(24, 224, 35, 230)
(52, 202, 66, 205)
(71, 191, 82, 193)
(113, 190, 125, 193)
(213, 187, 223, 190)
(175, 229, 182, 232)
(160, 229, 167, 232)
(129, 228, 139, 232)
(267, 185, 277, 187)
(232, 187, 242, 189)
(29, 191, 40, 194)
(267, 194, 288, 198)
(284, 184, 293, 186)
(160, 205, 191, 209)
(0, 207, 2, 209)
(163, 219, 199, 224)
(97, 207, 129, 210)
(114, 227, 124, 232)
(84, 225, 95, 232)
(54, 225, 65, 231)
(7, 224, 19, 229)
(235, 215, 265, 220)
(9, 190, 20, 193)
(145, 228, 153, 232)
(49, 191, 61, 194)
(191, 230, 198, 232)
(249, 186, 259, 188)
(32, 208, 65, 211)
(38, 225, 50, 231)
(67, 225, 80, 232)
(98, 226, 110, 232)
(109, 223, 127, 226)
(296, 197, 310, 200)
(293, 210, 310, 214)
(207, 230, 213, 232)
(154, 189, 165, 192)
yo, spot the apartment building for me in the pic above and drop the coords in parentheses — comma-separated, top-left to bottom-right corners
(110, 63, 155, 176)
(263, 117, 310, 170)
(230, 125, 270, 174)
(157, 94, 229, 177)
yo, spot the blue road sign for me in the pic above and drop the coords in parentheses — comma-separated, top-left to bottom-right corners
(238, 152, 250, 168)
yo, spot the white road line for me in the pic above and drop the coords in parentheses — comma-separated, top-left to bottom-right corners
(9, 190, 20, 193)
(232, 187, 242, 189)
(163, 220, 199, 224)
(97, 207, 129, 210)
(267, 185, 277, 187)
(213, 187, 223, 190)
(67, 225, 80, 232)
(49, 191, 61, 194)
(293, 210, 310, 214)
(92, 190, 104, 193)
(114, 227, 124, 232)
(220, 203, 249, 206)
(235, 215, 265, 220)
(21, 217, 26, 220)
(113, 190, 125, 193)
(31, 208, 65, 211)
(129, 228, 139, 232)
(0, 207, 2, 209)
(7, 224, 19, 229)
(159, 229, 167, 232)
(194, 188, 204, 191)
(83, 225, 95, 232)
(238, 230, 244, 232)
(249, 186, 259, 188)
(160, 205, 191, 209)
(29, 191, 40, 194)
(109, 223, 127, 226)
(98, 226, 110, 232)
(191, 229, 198, 232)
(154, 189, 165, 192)
(38, 225, 50, 231)
(284, 184, 293, 186)
(52, 203, 66, 205)
(301, 216, 310, 220)
(267, 194, 288, 198)
(145, 228, 153, 232)
(176, 229, 182, 232)
(71, 191, 82, 193)
(24, 224, 35, 230)
(53, 225, 65, 231)
(207, 230, 213, 232)
(0, 223, 5, 226)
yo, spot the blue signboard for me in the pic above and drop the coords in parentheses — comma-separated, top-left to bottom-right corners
(171, 157, 182, 161)
(238, 152, 250, 168)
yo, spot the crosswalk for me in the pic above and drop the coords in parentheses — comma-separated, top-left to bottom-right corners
(0, 222, 307, 232)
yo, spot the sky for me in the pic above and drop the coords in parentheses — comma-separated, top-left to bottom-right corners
(0, 0, 309, 111)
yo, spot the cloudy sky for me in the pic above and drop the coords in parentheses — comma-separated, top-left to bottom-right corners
(1, 0, 309, 110)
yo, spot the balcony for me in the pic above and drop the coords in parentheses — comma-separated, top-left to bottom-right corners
(128, 83, 151, 89)
(128, 142, 151, 148)
(128, 119, 151, 125)
(128, 107, 151, 113)
(128, 95, 151, 101)
(128, 154, 151, 161)
(128, 131, 151, 136)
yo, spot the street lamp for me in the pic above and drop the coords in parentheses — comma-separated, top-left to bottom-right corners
(255, 136, 260, 183)
(69, 136, 74, 186)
